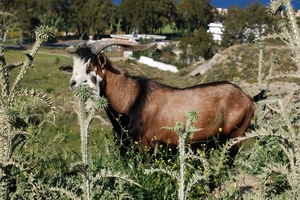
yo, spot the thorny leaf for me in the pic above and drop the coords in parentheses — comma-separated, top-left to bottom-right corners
(187, 110, 199, 123)
(174, 121, 185, 132)
(277, 19, 288, 30)
(4, 107, 19, 122)
(268, 0, 285, 15)
(74, 86, 93, 102)
(35, 25, 53, 40)
(96, 96, 109, 110)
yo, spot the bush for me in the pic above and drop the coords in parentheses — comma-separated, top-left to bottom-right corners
(179, 27, 216, 68)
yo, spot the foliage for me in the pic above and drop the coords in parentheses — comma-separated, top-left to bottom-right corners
(153, 43, 177, 64)
(178, 27, 216, 67)
(1, 0, 283, 50)
(0, 0, 19, 31)
(119, 0, 177, 34)
(221, 2, 278, 47)
(176, 0, 213, 34)
(36, 0, 65, 30)
(81, 0, 117, 36)
(3, 0, 211, 37)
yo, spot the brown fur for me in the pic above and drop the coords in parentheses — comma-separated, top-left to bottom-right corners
(94, 53, 257, 163)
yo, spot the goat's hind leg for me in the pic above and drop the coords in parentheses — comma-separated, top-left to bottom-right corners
(227, 119, 252, 167)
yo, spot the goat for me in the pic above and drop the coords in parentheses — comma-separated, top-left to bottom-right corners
(59, 40, 265, 165)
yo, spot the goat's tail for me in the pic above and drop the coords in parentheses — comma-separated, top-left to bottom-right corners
(253, 90, 267, 102)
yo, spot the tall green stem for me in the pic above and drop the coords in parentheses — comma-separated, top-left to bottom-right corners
(178, 132, 186, 200)
(78, 100, 90, 200)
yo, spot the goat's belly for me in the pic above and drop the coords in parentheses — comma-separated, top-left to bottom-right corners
(141, 128, 228, 152)
(141, 121, 222, 147)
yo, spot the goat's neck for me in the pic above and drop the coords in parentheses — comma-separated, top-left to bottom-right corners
(102, 65, 139, 114)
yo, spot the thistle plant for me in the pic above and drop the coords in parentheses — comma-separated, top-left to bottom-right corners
(51, 85, 140, 200)
(0, 24, 55, 199)
(225, 0, 300, 198)
(144, 110, 229, 200)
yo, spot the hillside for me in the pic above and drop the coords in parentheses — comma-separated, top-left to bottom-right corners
(203, 43, 298, 95)
(118, 42, 298, 97)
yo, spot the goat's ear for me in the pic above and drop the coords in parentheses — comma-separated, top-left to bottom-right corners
(97, 53, 106, 68)
(59, 66, 73, 74)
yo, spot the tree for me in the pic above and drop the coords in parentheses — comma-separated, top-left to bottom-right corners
(67, 0, 87, 37)
(221, 2, 277, 47)
(220, 6, 245, 47)
(176, 0, 213, 34)
(211, 6, 226, 23)
(18, 0, 40, 32)
(179, 27, 216, 67)
(0, 0, 39, 43)
(36, 0, 69, 32)
(0, 0, 24, 40)
(119, 0, 177, 34)
(81, 0, 116, 37)
(155, 0, 177, 33)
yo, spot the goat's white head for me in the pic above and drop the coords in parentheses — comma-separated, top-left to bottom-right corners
(59, 50, 105, 96)
(59, 41, 156, 94)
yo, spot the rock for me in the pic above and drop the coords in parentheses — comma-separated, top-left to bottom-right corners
(190, 53, 225, 76)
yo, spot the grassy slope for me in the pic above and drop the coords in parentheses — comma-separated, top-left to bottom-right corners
(4, 43, 297, 152)
(202, 42, 297, 84)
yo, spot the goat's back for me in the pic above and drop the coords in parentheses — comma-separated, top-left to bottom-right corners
(140, 81, 256, 147)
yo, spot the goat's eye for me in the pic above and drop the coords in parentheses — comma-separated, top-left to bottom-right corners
(86, 66, 95, 74)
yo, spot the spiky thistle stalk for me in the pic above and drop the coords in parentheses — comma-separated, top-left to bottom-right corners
(74, 86, 94, 200)
(53, 85, 139, 199)
(145, 110, 204, 200)
(0, 25, 53, 199)
(0, 22, 9, 102)
(256, 41, 266, 91)
(177, 110, 199, 200)
(9, 26, 53, 104)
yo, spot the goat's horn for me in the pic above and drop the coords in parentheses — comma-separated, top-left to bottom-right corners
(65, 46, 77, 54)
(89, 40, 156, 55)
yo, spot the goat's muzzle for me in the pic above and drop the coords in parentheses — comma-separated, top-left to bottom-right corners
(69, 80, 77, 90)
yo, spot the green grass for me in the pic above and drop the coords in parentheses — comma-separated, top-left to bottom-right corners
(7, 49, 73, 97)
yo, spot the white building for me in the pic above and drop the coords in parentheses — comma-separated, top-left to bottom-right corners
(207, 22, 224, 44)
(110, 34, 166, 43)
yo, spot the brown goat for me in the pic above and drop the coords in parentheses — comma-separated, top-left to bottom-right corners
(59, 41, 265, 165)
